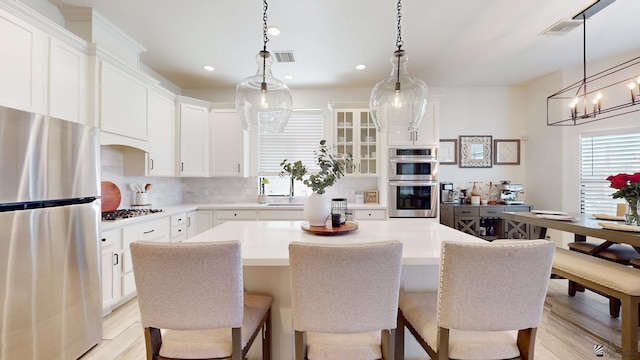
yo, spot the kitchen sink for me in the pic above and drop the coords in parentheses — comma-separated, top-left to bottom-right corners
(266, 203, 304, 207)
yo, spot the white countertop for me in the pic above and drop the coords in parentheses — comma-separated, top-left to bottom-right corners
(101, 202, 386, 231)
(184, 219, 484, 266)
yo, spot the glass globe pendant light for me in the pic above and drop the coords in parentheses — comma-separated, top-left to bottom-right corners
(370, 0, 427, 132)
(235, 0, 292, 133)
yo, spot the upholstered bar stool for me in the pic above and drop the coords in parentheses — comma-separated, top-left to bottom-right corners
(130, 240, 272, 360)
(632, 258, 640, 269)
(568, 241, 640, 318)
(396, 240, 555, 360)
(288, 241, 403, 360)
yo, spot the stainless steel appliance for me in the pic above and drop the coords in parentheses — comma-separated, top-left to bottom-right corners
(440, 182, 458, 203)
(0, 107, 102, 359)
(388, 147, 438, 218)
(500, 182, 525, 205)
(389, 147, 437, 181)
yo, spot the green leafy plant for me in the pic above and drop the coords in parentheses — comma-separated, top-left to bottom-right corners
(280, 140, 351, 195)
(259, 177, 270, 195)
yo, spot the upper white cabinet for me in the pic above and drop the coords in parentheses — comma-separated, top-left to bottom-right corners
(98, 60, 148, 142)
(332, 107, 378, 176)
(388, 97, 441, 146)
(48, 37, 87, 123)
(178, 99, 209, 177)
(146, 89, 175, 176)
(0, 8, 47, 114)
(210, 109, 248, 177)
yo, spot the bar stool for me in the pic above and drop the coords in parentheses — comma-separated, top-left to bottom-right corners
(568, 241, 640, 318)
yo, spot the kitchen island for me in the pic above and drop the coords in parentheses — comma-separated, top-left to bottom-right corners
(185, 218, 485, 359)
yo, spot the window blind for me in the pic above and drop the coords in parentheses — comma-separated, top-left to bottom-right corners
(579, 129, 640, 214)
(258, 110, 324, 174)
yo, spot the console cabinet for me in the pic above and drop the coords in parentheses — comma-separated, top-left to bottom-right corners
(440, 204, 533, 240)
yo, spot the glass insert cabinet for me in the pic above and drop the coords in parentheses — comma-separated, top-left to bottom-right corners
(333, 108, 378, 176)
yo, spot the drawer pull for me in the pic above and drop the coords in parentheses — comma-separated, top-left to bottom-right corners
(144, 230, 155, 235)
(101, 238, 106, 242)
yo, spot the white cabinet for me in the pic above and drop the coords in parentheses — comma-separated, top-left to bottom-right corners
(333, 108, 378, 176)
(98, 60, 148, 142)
(0, 9, 47, 113)
(170, 213, 187, 242)
(214, 210, 257, 226)
(258, 209, 307, 220)
(388, 97, 440, 146)
(48, 37, 87, 123)
(353, 209, 386, 220)
(120, 217, 170, 299)
(146, 89, 175, 176)
(210, 110, 248, 177)
(187, 211, 197, 238)
(178, 101, 209, 177)
(101, 228, 122, 313)
(195, 210, 214, 234)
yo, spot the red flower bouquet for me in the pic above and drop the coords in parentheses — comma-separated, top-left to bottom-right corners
(606, 173, 640, 199)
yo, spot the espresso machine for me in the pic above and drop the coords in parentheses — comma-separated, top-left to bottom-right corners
(499, 181, 524, 205)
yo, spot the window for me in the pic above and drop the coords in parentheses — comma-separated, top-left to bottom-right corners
(579, 129, 640, 214)
(259, 109, 324, 196)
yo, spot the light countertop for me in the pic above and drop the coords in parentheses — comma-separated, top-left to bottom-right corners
(101, 202, 386, 231)
(184, 219, 484, 266)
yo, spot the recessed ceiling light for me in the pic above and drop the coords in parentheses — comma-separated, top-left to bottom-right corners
(203, 65, 215, 72)
(284, 74, 294, 80)
(267, 26, 280, 36)
(356, 64, 366, 70)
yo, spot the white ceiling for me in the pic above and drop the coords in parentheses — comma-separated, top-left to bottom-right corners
(50, 0, 640, 90)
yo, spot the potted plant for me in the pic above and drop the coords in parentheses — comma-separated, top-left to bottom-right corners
(258, 177, 270, 204)
(280, 140, 351, 226)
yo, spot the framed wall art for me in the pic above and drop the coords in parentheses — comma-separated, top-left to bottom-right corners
(438, 139, 458, 165)
(494, 139, 521, 165)
(459, 135, 492, 168)
(364, 190, 379, 203)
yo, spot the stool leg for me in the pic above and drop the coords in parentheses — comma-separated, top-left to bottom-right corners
(609, 297, 621, 318)
(568, 280, 584, 296)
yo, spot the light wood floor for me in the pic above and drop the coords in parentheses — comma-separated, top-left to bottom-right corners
(80, 279, 635, 360)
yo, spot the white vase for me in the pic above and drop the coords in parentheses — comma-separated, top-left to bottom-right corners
(304, 193, 331, 226)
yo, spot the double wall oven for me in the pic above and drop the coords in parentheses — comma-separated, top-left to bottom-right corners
(388, 147, 438, 218)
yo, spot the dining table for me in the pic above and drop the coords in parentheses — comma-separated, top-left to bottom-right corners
(500, 211, 640, 252)
(184, 218, 485, 360)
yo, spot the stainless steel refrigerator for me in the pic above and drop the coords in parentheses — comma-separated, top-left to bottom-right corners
(0, 106, 102, 359)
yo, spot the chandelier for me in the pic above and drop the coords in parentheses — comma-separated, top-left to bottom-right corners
(235, 0, 292, 133)
(547, 0, 640, 126)
(369, 0, 428, 133)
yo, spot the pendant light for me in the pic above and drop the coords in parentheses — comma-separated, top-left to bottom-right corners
(235, 0, 292, 133)
(370, 0, 428, 133)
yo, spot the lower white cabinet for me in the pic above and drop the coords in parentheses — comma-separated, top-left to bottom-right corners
(187, 211, 197, 238)
(170, 213, 187, 242)
(100, 228, 122, 313)
(258, 209, 307, 220)
(353, 209, 386, 220)
(195, 210, 214, 235)
(121, 217, 170, 298)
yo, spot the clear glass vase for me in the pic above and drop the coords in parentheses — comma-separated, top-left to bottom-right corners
(625, 197, 639, 225)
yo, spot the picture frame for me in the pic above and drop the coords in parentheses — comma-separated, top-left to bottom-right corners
(438, 139, 458, 165)
(459, 135, 493, 168)
(494, 139, 521, 165)
(364, 190, 379, 204)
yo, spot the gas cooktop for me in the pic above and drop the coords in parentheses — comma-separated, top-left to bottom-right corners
(101, 208, 163, 221)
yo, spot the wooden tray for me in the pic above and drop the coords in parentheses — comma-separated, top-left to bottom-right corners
(301, 221, 358, 236)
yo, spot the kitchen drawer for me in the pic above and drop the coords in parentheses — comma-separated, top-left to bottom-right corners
(170, 224, 186, 239)
(122, 217, 170, 244)
(353, 209, 385, 220)
(479, 206, 505, 217)
(454, 207, 479, 217)
(505, 205, 532, 213)
(101, 228, 121, 248)
(170, 213, 186, 226)
(216, 210, 257, 220)
(258, 210, 306, 220)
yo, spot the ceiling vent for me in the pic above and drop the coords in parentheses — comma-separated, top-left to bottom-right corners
(541, 19, 583, 36)
(273, 51, 296, 63)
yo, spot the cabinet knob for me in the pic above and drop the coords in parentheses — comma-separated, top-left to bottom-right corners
(101, 238, 106, 242)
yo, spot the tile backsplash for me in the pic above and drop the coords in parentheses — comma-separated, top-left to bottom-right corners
(101, 145, 381, 208)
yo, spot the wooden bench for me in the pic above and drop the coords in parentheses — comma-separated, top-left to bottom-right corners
(552, 247, 640, 360)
